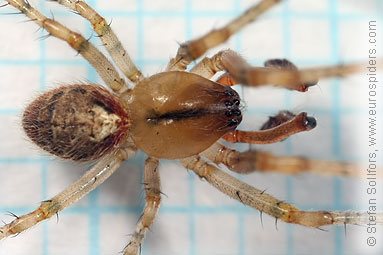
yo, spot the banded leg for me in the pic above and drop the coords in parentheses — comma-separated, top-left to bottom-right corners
(191, 49, 369, 92)
(167, 0, 282, 71)
(201, 142, 372, 178)
(6, 0, 126, 93)
(223, 112, 316, 144)
(124, 157, 161, 255)
(181, 155, 383, 227)
(53, 0, 143, 84)
(0, 149, 132, 239)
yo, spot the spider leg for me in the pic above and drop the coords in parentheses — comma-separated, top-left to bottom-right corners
(6, 0, 127, 93)
(181, 155, 383, 227)
(223, 112, 316, 144)
(0, 149, 132, 240)
(191, 49, 374, 92)
(166, 0, 282, 71)
(124, 157, 161, 255)
(214, 58, 318, 88)
(52, 0, 143, 84)
(201, 142, 374, 178)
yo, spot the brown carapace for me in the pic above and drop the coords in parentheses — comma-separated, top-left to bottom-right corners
(1, 0, 382, 255)
(127, 71, 242, 159)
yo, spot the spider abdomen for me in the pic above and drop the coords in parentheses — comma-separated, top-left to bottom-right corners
(22, 85, 130, 161)
(128, 71, 242, 159)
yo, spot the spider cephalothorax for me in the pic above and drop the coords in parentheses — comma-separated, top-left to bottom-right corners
(126, 71, 242, 159)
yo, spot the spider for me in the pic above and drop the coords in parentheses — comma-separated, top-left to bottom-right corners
(0, 0, 382, 254)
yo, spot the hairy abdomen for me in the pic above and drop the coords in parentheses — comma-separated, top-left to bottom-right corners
(22, 85, 130, 161)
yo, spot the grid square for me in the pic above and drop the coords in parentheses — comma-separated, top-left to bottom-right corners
(339, 20, 376, 60)
(195, 213, 238, 254)
(244, 213, 288, 254)
(241, 17, 285, 60)
(289, 0, 329, 13)
(0, 163, 42, 206)
(290, 19, 331, 60)
(100, 213, 139, 255)
(291, 175, 334, 207)
(144, 213, 190, 254)
(338, 0, 378, 15)
(341, 178, 365, 206)
(339, 75, 368, 110)
(0, 221, 43, 255)
(45, 65, 88, 88)
(0, 65, 40, 110)
(143, 0, 186, 12)
(0, 17, 41, 60)
(47, 214, 90, 255)
(98, 162, 141, 206)
(0, 114, 42, 159)
(243, 86, 288, 112)
(143, 17, 186, 59)
(158, 161, 190, 207)
(293, 226, 335, 254)
(340, 114, 373, 160)
(192, 0, 235, 11)
(96, 0, 137, 12)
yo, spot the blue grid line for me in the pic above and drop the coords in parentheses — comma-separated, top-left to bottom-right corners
(233, 1, 245, 255)
(184, 1, 196, 254)
(0, 200, 371, 217)
(280, 2, 294, 255)
(86, 0, 101, 253)
(328, 1, 343, 254)
(41, 159, 49, 255)
(2, 7, 377, 21)
(38, 0, 49, 253)
(282, 2, 295, 255)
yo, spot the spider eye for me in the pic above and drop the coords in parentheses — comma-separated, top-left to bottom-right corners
(225, 91, 235, 97)
(225, 100, 233, 106)
(228, 119, 239, 126)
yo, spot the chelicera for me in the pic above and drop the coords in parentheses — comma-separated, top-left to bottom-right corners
(1, 0, 382, 254)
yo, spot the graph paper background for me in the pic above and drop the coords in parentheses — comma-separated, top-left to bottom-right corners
(0, 0, 382, 254)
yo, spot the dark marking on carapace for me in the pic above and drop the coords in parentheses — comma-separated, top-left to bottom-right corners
(147, 108, 208, 124)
